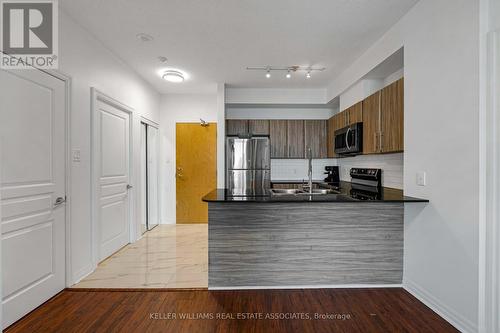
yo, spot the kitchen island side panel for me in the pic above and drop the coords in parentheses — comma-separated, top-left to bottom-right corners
(208, 202, 403, 287)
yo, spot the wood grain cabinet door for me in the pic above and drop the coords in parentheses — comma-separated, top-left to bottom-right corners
(248, 120, 270, 135)
(270, 120, 288, 158)
(304, 120, 327, 158)
(362, 91, 381, 154)
(287, 120, 305, 158)
(348, 102, 363, 124)
(226, 119, 248, 136)
(380, 78, 404, 153)
(327, 116, 336, 157)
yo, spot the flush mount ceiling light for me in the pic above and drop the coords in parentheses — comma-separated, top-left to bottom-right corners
(247, 65, 325, 79)
(136, 33, 154, 42)
(162, 70, 184, 83)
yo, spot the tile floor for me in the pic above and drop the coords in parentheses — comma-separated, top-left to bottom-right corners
(72, 224, 208, 288)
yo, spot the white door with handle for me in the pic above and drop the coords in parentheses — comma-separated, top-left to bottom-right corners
(0, 69, 66, 328)
(93, 92, 131, 262)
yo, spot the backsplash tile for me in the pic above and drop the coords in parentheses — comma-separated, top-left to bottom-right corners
(338, 153, 403, 189)
(271, 159, 338, 181)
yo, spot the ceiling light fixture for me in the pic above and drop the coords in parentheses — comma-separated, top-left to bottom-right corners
(247, 66, 325, 79)
(136, 33, 154, 42)
(162, 70, 184, 83)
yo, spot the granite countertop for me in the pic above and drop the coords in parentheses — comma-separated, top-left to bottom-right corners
(202, 181, 429, 203)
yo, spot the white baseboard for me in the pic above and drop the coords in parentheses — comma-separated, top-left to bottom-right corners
(71, 264, 95, 286)
(209, 284, 402, 291)
(404, 278, 477, 333)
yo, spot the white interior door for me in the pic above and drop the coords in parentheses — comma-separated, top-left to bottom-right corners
(140, 123, 147, 234)
(94, 96, 131, 262)
(147, 125, 159, 230)
(0, 69, 66, 328)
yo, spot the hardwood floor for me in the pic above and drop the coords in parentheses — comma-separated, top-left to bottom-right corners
(6, 288, 458, 333)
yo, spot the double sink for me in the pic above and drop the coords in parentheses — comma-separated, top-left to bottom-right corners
(269, 187, 340, 196)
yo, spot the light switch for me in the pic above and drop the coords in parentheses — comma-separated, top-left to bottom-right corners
(72, 149, 81, 162)
(416, 171, 426, 186)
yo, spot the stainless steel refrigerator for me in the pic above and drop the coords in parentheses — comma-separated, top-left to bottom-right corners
(226, 136, 271, 196)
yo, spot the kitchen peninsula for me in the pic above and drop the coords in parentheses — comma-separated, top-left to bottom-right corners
(203, 182, 427, 289)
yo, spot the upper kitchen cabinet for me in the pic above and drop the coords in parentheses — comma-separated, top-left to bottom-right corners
(226, 119, 248, 136)
(361, 77, 404, 154)
(362, 91, 381, 154)
(287, 120, 305, 158)
(304, 120, 327, 158)
(346, 102, 363, 125)
(248, 120, 270, 135)
(380, 78, 404, 153)
(269, 120, 288, 158)
(327, 116, 336, 158)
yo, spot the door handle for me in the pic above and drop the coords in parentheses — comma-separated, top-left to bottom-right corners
(345, 128, 351, 150)
(54, 196, 66, 207)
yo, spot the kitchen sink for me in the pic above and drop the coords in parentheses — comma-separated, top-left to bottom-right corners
(269, 189, 304, 195)
(269, 188, 340, 196)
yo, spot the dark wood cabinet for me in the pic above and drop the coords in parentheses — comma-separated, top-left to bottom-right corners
(380, 78, 404, 153)
(304, 120, 327, 158)
(287, 120, 305, 158)
(226, 120, 248, 136)
(327, 116, 336, 158)
(248, 120, 270, 135)
(269, 120, 288, 158)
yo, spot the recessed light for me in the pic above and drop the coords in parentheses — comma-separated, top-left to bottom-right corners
(265, 70, 271, 78)
(162, 70, 184, 83)
(286, 70, 291, 79)
(136, 33, 154, 42)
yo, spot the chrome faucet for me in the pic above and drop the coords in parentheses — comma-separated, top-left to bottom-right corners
(307, 147, 313, 194)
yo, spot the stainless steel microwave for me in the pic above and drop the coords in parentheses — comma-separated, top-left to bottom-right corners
(334, 122, 363, 155)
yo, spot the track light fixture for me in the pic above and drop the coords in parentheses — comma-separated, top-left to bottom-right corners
(246, 66, 325, 79)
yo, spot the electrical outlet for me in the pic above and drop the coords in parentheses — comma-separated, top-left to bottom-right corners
(416, 171, 426, 186)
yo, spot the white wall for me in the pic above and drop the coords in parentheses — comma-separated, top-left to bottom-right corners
(326, 1, 480, 331)
(159, 93, 218, 224)
(226, 107, 335, 119)
(59, 11, 161, 283)
(226, 88, 328, 104)
(337, 153, 404, 189)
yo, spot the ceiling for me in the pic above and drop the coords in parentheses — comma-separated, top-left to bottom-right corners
(60, 0, 418, 94)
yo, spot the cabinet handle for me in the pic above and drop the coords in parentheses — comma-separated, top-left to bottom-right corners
(374, 132, 378, 152)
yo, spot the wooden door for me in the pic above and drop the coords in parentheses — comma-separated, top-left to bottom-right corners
(380, 78, 404, 153)
(362, 91, 381, 154)
(270, 120, 287, 158)
(327, 116, 336, 158)
(226, 119, 248, 136)
(287, 120, 305, 158)
(95, 96, 131, 261)
(304, 120, 327, 158)
(0, 69, 66, 328)
(176, 123, 217, 223)
(348, 102, 363, 125)
(248, 120, 270, 135)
